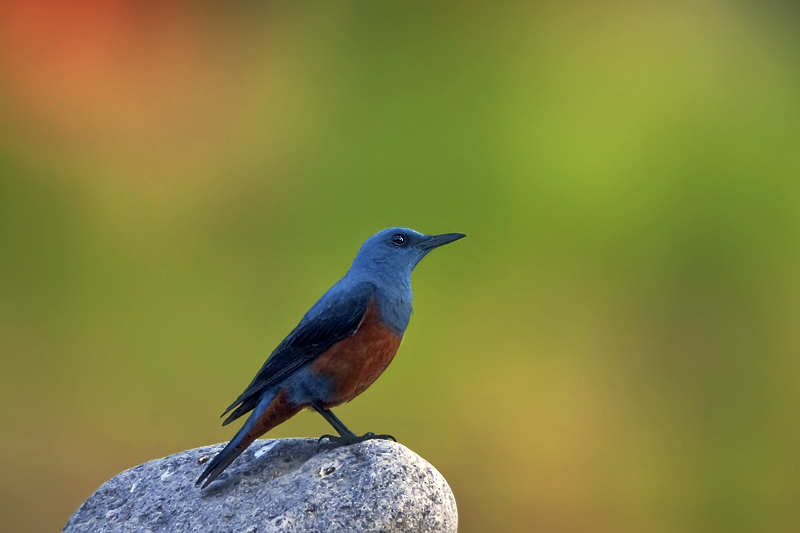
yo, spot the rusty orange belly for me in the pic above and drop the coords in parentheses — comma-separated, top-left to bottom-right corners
(310, 300, 403, 408)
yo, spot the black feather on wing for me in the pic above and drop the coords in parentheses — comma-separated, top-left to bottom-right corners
(220, 282, 375, 425)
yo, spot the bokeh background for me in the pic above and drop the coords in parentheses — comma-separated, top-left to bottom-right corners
(2, 1, 800, 531)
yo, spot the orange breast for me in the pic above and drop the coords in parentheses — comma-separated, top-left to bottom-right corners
(310, 299, 403, 408)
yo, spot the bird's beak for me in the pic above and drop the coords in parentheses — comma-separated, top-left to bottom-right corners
(419, 232, 466, 250)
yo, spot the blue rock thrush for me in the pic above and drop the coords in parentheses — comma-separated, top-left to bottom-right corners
(197, 227, 465, 488)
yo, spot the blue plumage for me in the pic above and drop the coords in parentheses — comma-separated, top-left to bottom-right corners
(197, 227, 464, 488)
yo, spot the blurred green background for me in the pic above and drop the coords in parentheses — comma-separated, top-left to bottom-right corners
(2, 1, 799, 531)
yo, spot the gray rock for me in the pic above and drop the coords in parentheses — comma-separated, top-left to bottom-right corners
(63, 438, 458, 532)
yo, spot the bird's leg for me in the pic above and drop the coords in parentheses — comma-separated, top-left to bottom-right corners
(313, 404, 356, 439)
(311, 403, 396, 447)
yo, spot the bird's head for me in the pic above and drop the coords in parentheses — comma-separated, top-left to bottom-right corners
(349, 227, 465, 281)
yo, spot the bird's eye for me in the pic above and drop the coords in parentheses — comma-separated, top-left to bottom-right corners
(391, 233, 406, 246)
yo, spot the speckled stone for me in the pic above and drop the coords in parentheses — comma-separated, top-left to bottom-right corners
(63, 438, 458, 532)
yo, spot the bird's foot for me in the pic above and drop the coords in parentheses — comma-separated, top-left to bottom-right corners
(317, 432, 396, 448)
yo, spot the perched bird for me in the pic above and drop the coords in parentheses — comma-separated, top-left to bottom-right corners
(197, 227, 465, 488)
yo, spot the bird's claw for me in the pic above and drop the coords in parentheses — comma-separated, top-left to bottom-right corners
(317, 434, 338, 445)
(368, 432, 397, 442)
(317, 432, 396, 449)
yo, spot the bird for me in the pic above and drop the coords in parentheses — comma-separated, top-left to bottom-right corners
(196, 227, 465, 488)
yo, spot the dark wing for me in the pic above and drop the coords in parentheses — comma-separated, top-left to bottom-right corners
(220, 281, 375, 425)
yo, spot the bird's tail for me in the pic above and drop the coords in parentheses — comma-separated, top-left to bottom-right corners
(196, 389, 277, 489)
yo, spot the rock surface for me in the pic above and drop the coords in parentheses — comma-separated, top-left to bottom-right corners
(63, 438, 457, 532)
